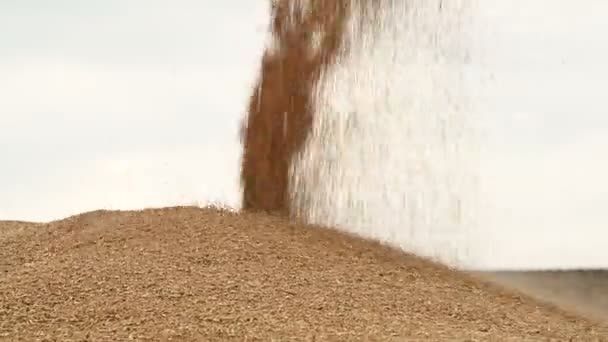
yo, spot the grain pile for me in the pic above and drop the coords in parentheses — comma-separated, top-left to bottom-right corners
(1, 207, 607, 340)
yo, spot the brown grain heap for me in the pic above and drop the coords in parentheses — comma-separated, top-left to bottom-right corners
(1, 207, 607, 340)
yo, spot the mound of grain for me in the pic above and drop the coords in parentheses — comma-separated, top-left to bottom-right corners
(1, 207, 606, 340)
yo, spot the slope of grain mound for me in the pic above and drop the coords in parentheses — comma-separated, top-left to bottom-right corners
(1, 207, 606, 341)
(482, 270, 608, 321)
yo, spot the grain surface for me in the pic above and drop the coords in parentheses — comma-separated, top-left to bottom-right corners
(1, 206, 607, 341)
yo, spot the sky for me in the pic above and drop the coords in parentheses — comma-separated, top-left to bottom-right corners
(471, 1, 608, 268)
(0, 0, 607, 269)
(0, 0, 269, 219)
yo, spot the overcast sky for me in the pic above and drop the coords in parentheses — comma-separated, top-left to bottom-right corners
(0, 0, 268, 219)
(1, 1, 606, 269)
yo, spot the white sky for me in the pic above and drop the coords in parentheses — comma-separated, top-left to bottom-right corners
(0, 1, 606, 269)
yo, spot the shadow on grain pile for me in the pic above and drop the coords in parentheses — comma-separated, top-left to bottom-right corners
(477, 269, 608, 322)
(1, 206, 608, 340)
